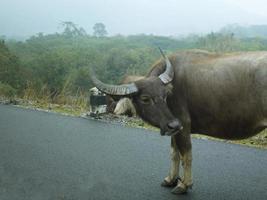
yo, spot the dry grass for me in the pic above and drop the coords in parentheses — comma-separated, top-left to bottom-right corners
(237, 129, 267, 148)
(21, 83, 89, 115)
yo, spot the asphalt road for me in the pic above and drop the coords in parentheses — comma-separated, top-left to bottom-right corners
(0, 104, 267, 200)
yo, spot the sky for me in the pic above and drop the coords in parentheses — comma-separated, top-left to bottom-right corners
(1, 0, 267, 38)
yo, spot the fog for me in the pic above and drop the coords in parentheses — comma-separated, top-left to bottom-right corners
(1, 0, 267, 38)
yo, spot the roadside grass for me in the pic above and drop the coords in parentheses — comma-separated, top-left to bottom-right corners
(1, 87, 89, 117)
(19, 84, 89, 116)
(237, 129, 267, 147)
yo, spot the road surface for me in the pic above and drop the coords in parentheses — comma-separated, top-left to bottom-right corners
(0, 104, 266, 200)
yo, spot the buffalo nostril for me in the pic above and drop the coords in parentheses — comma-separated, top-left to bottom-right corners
(167, 120, 181, 130)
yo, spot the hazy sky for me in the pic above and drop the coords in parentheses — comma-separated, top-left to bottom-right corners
(1, 0, 267, 38)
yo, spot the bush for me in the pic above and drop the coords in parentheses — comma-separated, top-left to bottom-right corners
(0, 82, 16, 98)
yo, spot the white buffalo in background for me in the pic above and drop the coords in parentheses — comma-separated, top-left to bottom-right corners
(108, 75, 144, 117)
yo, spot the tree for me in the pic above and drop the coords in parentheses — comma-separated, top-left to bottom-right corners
(0, 40, 24, 90)
(60, 21, 87, 37)
(196, 32, 239, 52)
(93, 23, 108, 37)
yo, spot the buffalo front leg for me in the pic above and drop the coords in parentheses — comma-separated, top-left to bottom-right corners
(161, 136, 181, 187)
(172, 135, 193, 194)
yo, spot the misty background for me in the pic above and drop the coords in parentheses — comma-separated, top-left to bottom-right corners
(1, 0, 267, 39)
(1, 0, 267, 145)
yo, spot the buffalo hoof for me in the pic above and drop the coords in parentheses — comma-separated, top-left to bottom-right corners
(161, 177, 180, 188)
(171, 181, 192, 195)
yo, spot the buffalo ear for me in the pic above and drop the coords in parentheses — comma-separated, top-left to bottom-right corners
(158, 47, 174, 84)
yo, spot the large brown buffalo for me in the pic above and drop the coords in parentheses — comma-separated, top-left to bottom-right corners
(90, 49, 267, 194)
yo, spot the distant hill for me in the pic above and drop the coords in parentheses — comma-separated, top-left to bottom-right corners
(220, 24, 267, 38)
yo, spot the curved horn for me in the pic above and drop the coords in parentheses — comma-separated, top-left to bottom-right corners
(158, 47, 174, 84)
(90, 68, 138, 96)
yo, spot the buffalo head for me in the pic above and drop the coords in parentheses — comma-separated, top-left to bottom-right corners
(90, 49, 183, 136)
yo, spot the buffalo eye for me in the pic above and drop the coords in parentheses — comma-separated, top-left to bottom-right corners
(140, 95, 152, 105)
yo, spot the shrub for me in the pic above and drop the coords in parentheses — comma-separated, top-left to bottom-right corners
(0, 82, 16, 98)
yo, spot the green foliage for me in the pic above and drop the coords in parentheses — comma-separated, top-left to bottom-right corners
(33, 52, 69, 97)
(60, 21, 87, 37)
(99, 47, 159, 84)
(0, 82, 16, 98)
(238, 37, 267, 51)
(195, 32, 240, 52)
(3, 22, 267, 102)
(0, 40, 24, 91)
(220, 24, 267, 38)
(93, 23, 108, 37)
(7, 32, 181, 99)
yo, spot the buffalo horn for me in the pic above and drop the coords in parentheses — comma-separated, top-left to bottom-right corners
(90, 69, 138, 96)
(158, 47, 174, 84)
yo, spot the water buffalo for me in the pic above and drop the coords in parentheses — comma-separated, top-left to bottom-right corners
(90, 49, 267, 194)
(113, 97, 136, 116)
